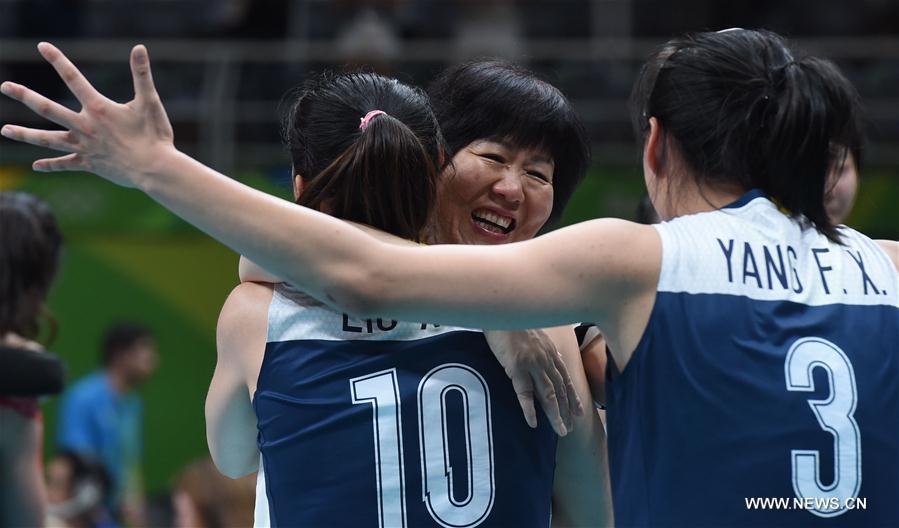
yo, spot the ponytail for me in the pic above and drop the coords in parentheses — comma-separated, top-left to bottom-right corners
(631, 29, 864, 242)
(297, 114, 437, 242)
(283, 72, 443, 242)
(757, 57, 863, 241)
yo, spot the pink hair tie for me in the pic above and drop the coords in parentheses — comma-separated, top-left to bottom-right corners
(359, 110, 387, 130)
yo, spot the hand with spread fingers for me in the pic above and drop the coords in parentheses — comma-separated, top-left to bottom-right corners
(484, 329, 583, 436)
(1, 42, 173, 188)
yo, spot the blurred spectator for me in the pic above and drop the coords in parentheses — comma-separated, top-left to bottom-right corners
(636, 193, 661, 224)
(57, 323, 158, 526)
(825, 147, 860, 225)
(172, 458, 255, 528)
(0, 191, 65, 527)
(45, 451, 114, 528)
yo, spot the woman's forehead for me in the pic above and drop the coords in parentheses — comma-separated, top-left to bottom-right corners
(472, 138, 554, 164)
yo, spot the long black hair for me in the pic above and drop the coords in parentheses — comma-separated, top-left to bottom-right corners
(630, 29, 864, 242)
(282, 72, 444, 242)
(429, 60, 590, 226)
(0, 191, 63, 342)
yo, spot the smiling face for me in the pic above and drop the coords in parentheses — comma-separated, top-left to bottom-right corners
(430, 139, 555, 245)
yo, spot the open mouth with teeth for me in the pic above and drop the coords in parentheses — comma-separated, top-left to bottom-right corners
(471, 210, 516, 235)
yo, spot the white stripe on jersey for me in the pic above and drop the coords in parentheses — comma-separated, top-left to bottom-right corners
(654, 195, 899, 308)
(267, 284, 476, 343)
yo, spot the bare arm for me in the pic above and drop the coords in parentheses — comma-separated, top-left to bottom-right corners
(1, 43, 659, 336)
(548, 327, 613, 527)
(876, 240, 899, 271)
(206, 282, 271, 478)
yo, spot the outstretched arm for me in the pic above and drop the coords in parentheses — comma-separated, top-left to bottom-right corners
(1, 43, 659, 335)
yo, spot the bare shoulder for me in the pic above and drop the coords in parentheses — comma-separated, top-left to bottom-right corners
(875, 240, 899, 270)
(217, 282, 274, 360)
(546, 218, 660, 285)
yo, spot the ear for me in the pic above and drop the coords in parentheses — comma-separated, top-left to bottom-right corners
(293, 173, 305, 200)
(642, 117, 666, 179)
(437, 145, 446, 168)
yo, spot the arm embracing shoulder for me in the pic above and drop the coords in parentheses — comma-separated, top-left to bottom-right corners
(206, 282, 272, 478)
(356, 218, 661, 332)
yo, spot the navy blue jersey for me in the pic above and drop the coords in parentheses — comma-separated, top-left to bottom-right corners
(253, 286, 557, 527)
(607, 191, 899, 527)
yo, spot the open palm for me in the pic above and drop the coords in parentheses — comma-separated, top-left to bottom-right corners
(1, 42, 174, 189)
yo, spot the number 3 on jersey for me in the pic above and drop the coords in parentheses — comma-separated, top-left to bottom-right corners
(350, 364, 495, 528)
(785, 337, 862, 518)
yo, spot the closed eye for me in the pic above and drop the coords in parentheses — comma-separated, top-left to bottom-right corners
(527, 170, 551, 183)
(481, 153, 506, 164)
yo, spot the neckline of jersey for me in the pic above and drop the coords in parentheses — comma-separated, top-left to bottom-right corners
(722, 188, 767, 210)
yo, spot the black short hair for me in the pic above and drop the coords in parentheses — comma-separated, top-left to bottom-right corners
(101, 323, 153, 367)
(429, 60, 590, 226)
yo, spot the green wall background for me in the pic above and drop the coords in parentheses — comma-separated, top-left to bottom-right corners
(2, 163, 896, 493)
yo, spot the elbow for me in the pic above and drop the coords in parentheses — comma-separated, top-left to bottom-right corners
(210, 448, 258, 479)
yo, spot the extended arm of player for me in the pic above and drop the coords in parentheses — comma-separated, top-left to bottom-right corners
(239, 257, 582, 435)
(206, 282, 271, 478)
(0, 43, 659, 351)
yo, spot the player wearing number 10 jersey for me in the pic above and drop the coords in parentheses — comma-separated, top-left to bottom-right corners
(251, 285, 557, 527)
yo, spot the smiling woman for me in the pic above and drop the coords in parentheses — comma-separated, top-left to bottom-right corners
(427, 60, 590, 245)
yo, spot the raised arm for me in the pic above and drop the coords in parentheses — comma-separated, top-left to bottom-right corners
(1, 43, 659, 337)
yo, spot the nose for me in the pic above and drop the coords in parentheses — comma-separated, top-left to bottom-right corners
(490, 169, 524, 207)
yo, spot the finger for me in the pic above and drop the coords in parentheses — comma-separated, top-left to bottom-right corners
(552, 348, 584, 419)
(509, 373, 538, 428)
(0, 82, 80, 129)
(1, 125, 75, 152)
(33, 153, 83, 172)
(130, 45, 159, 102)
(543, 359, 572, 432)
(534, 372, 566, 436)
(37, 42, 103, 106)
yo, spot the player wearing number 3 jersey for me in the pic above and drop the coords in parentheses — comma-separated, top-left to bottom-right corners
(606, 190, 899, 526)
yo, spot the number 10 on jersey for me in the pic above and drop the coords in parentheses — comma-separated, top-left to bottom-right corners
(350, 365, 496, 528)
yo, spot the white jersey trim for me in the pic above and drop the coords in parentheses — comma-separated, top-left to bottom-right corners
(653, 195, 898, 308)
(267, 284, 478, 343)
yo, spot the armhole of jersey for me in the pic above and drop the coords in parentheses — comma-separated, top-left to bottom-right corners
(248, 284, 277, 404)
(651, 221, 674, 293)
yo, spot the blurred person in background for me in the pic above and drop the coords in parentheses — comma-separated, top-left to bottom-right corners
(171, 458, 254, 528)
(825, 145, 861, 225)
(45, 450, 114, 528)
(0, 190, 65, 527)
(635, 193, 661, 225)
(56, 323, 158, 527)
